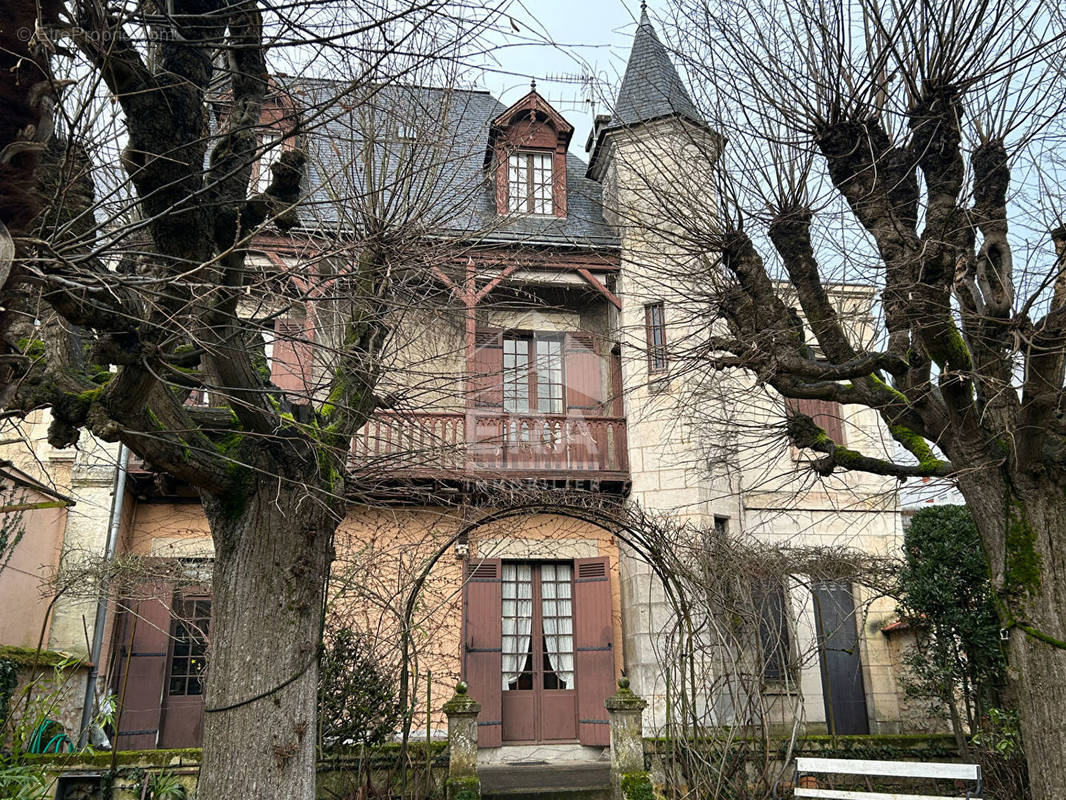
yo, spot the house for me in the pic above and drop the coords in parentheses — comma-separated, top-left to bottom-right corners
(0, 9, 912, 759)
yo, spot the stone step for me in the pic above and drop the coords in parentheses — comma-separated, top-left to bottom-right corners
(480, 761, 611, 800)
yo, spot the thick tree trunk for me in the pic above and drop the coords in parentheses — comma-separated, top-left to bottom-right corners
(197, 478, 340, 800)
(960, 473, 1066, 800)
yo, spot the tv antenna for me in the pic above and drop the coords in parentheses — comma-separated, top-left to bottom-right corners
(537, 68, 604, 121)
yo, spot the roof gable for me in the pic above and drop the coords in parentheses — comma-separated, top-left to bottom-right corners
(489, 88, 575, 154)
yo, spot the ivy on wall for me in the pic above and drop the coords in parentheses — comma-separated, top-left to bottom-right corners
(0, 656, 17, 731)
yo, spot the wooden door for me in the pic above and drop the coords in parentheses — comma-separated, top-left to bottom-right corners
(500, 562, 578, 743)
(812, 581, 870, 735)
(158, 595, 211, 748)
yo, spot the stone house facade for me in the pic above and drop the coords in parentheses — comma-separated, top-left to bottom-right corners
(0, 9, 918, 759)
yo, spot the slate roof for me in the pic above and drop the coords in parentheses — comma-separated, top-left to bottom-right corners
(608, 9, 703, 130)
(280, 80, 618, 250)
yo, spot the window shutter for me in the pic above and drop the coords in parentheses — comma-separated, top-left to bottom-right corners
(463, 558, 503, 747)
(472, 329, 504, 408)
(111, 582, 174, 750)
(608, 345, 624, 417)
(271, 317, 312, 398)
(564, 333, 602, 413)
(573, 556, 613, 746)
(787, 397, 846, 445)
(753, 581, 790, 681)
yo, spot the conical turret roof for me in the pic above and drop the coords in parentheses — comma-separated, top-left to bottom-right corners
(608, 7, 702, 129)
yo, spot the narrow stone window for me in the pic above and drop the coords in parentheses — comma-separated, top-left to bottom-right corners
(754, 582, 791, 682)
(644, 302, 668, 374)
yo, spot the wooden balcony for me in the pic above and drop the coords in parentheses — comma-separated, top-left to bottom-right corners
(350, 411, 629, 484)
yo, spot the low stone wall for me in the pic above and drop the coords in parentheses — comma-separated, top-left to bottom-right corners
(0, 645, 90, 752)
(24, 742, 450, 799)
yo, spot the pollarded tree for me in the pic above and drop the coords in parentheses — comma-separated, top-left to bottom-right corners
(626, 0, 1066, 794)
(0, 2, 503, 798)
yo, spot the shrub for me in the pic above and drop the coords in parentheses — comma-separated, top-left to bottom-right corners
(897, 505, 1007, 730)
(318, 628, 402, 749)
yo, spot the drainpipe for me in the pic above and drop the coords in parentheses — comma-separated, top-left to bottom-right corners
(78, 443, 129, 747)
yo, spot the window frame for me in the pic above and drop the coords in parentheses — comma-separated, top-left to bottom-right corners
(166, 594, 211, 697)
(754, 580, 794, 684)
(644, 302, 668, 375)
(507, 150, 554, 215)
(254, 131, 283, 194)
(502, 332, 565, 414)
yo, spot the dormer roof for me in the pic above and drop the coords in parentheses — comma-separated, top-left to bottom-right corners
(488, 88, 574, 157)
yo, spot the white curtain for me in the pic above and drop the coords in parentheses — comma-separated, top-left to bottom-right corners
(502, 563, 533, 690)
(541, 564, 574, 688)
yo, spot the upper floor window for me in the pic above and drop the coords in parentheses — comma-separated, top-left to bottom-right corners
(645, 302, 668, 374)
(787, 397, 846, 446)
(255, 132, 282, 193)
(508, 152, 553, 215)
(503, 334, 564, 413)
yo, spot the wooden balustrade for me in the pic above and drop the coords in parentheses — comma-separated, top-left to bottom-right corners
(350, 411, 629, 477)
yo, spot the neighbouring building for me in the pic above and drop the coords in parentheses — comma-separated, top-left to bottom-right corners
(0, 9, 918, 759)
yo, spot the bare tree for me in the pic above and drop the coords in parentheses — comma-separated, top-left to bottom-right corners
(619, 0, 1066, 793)
(0, 2, 507, 796)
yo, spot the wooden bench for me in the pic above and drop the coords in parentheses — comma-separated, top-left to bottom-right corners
(791, 757, 982, 799)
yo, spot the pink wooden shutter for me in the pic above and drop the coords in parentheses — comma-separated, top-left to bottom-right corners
(472, 329, 503, 408)
(112, 582, 173, 750)
(573, 556, 614, 746)
(463, 558, 502, 747)
(788, 397, 846, 445)
(565, 333, 602, 413)
(608, 345, 624, 417)
(271, 317, 312, 398)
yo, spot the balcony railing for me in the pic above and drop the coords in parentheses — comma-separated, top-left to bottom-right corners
(350, 411, 628, 478)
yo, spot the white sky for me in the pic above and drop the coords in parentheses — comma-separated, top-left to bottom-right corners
(475, 0, 660, 157)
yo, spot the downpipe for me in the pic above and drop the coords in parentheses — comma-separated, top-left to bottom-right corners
(77, 443, 129, 747)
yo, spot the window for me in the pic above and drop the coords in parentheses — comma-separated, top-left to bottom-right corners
(713, 515, 729, 538)
(754, 583, 791, 682)
(645, 302, 668, 374)
(168, 597, 211, 696)
(502, 562, 574, 691)
(534, 338, 564, 414)
(503, 334, 564, 414)
(508, 151, 553, 214)
(503, 337, 531, 413)
(195, 328, 274, 406)
(255, 132, 282, 193)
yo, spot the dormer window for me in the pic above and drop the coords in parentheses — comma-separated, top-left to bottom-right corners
(255, 132, 282, 193)
(489, 89, 574, 218)
(508, 151, 553, 215)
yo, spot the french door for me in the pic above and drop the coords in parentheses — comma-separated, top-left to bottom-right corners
(500, 562, 578, 742)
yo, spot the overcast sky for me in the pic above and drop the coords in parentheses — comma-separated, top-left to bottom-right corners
(476, 0, 659, 157)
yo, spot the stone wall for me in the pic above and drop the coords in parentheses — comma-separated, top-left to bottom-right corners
(24, 744, 448, 799)
(1, 646, 89, 751)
